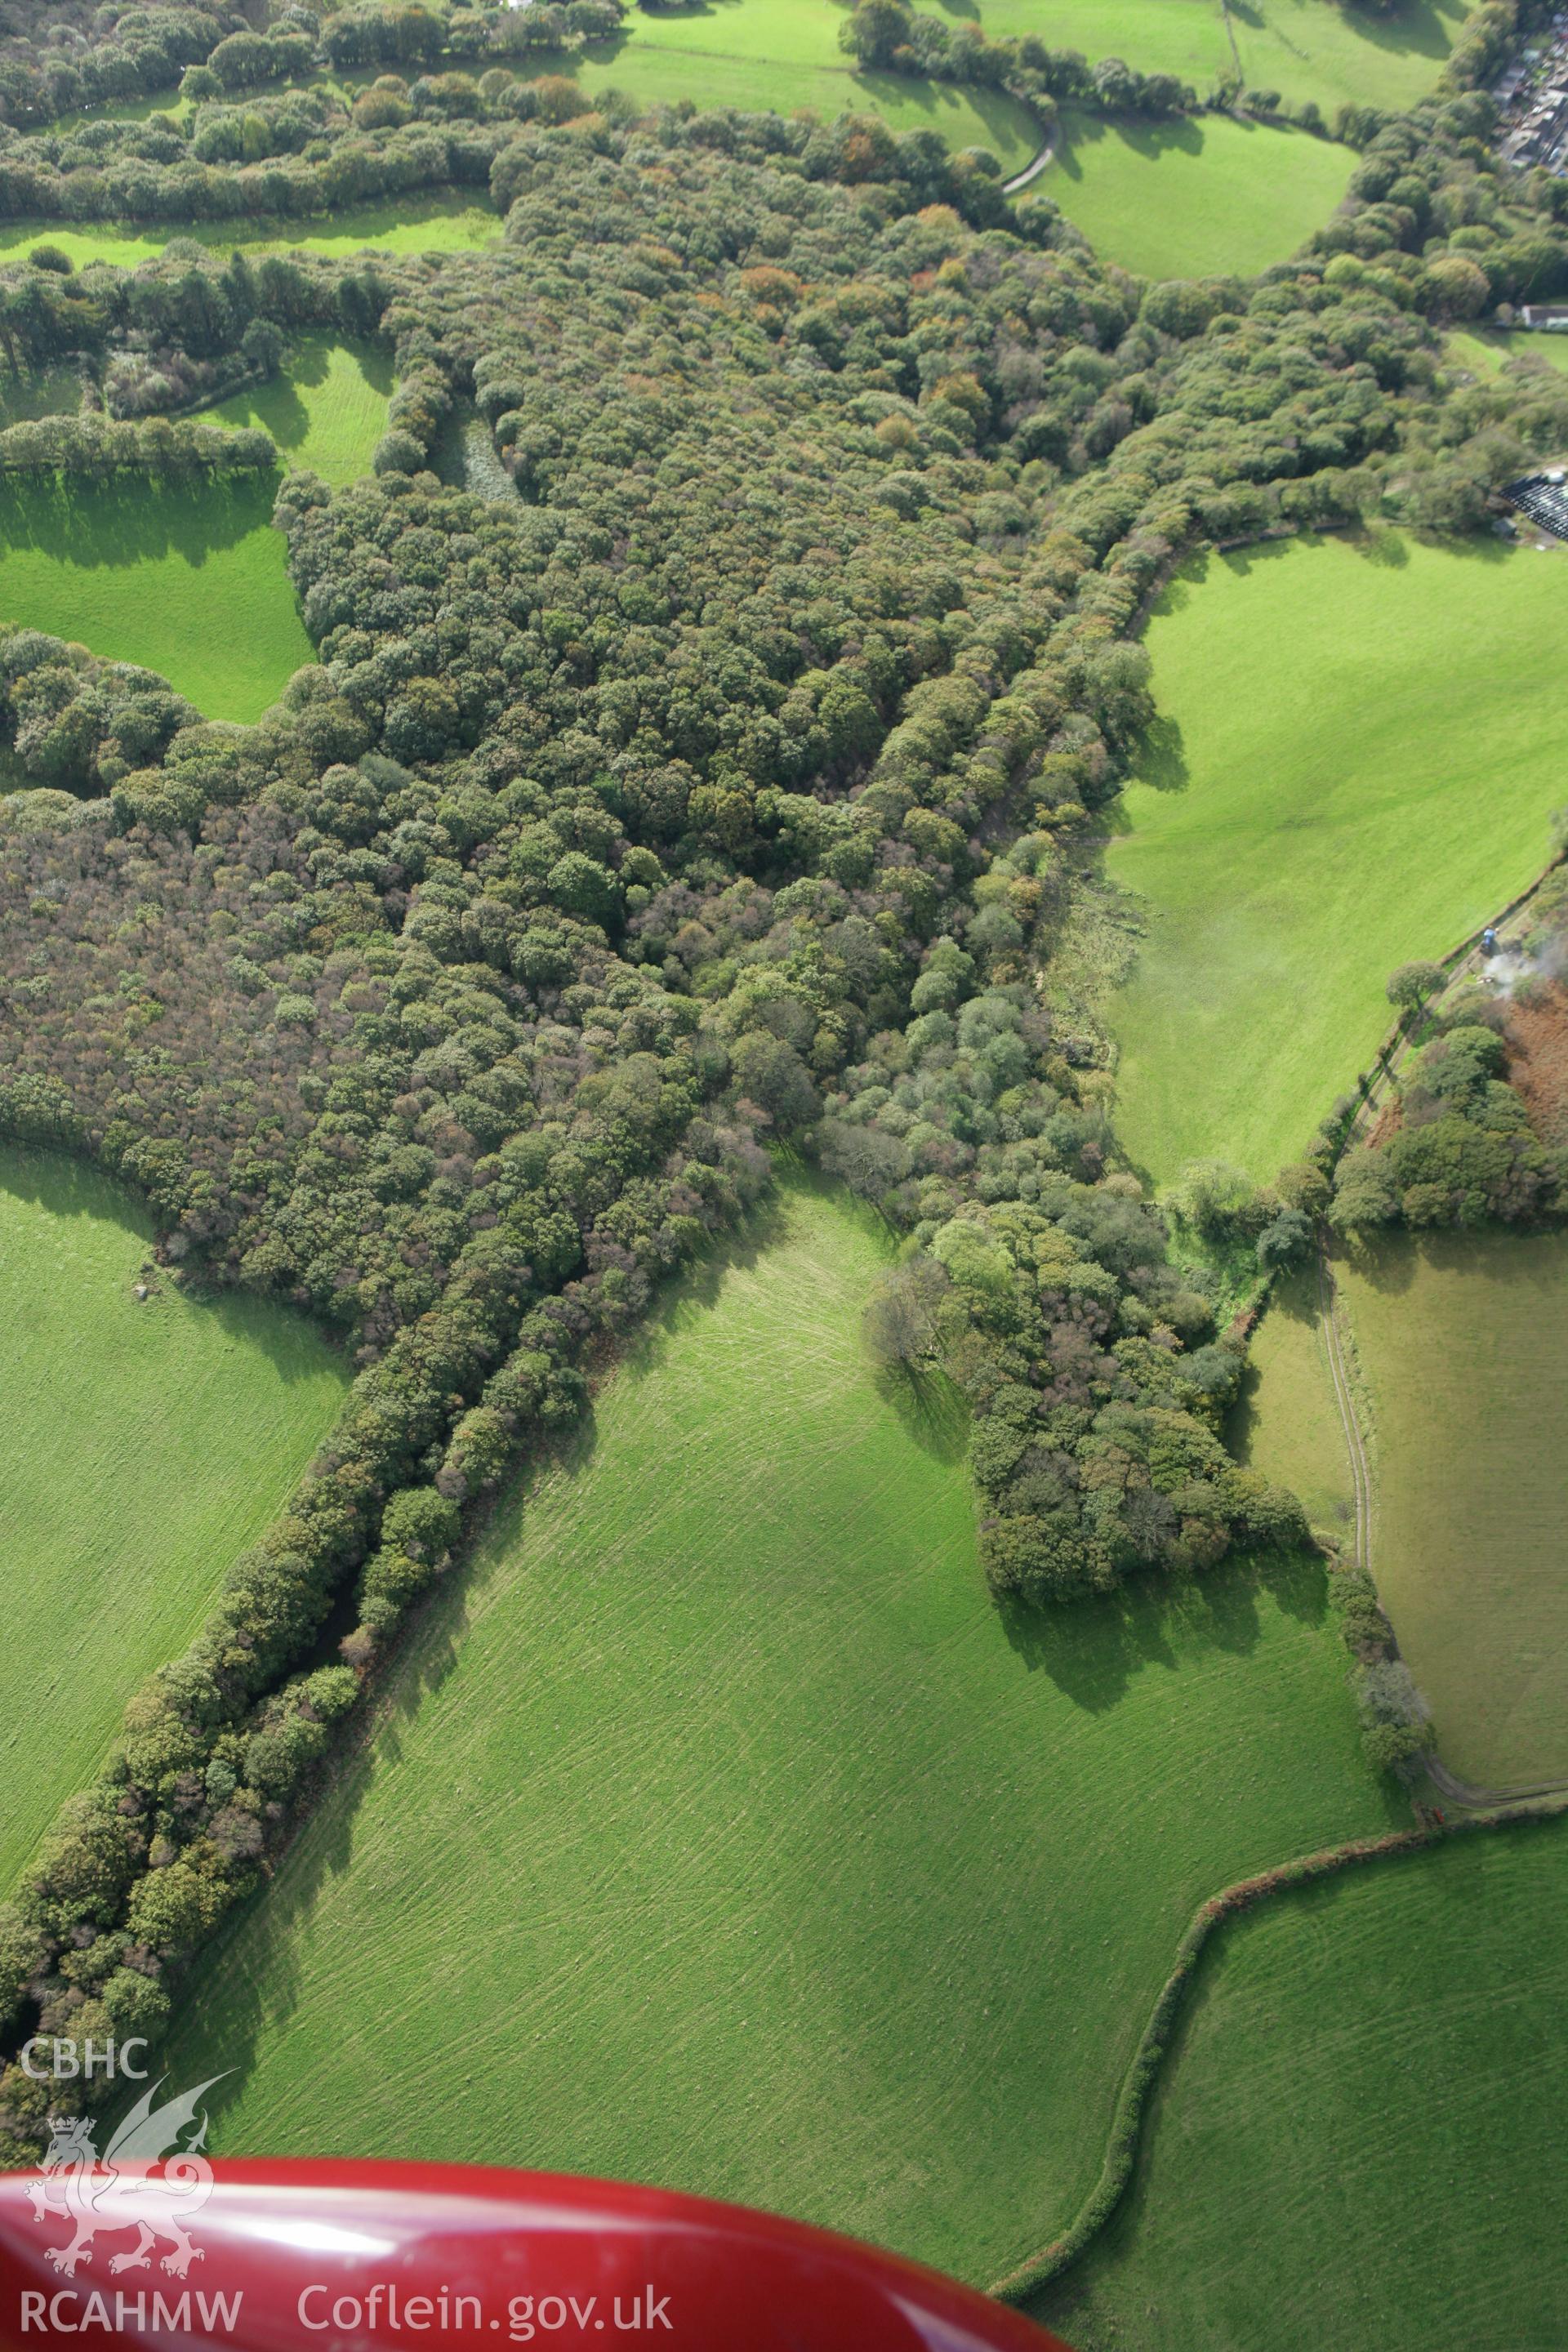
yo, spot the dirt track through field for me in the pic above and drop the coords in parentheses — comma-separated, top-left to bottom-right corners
(1316, 1245, 1370, 1578)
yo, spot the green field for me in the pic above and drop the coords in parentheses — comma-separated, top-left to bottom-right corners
(82, 0, 1457, 145)
(1107, 534, 1567, 1189)
(0, 1146, 346, 1893)
(1231, 1268, 1355, 1543)
(563, 38, 1039, 171)
(86, 0, 1463, 143)
(1033, 1817, 1568, 2351)
(1338, 1231, 1568, 1790)
(980, 0, 1466, 115)
(0, 469, 313, 722)
(207, 337, 392, 488)
(0, 193, 500, 273)
(158, 1175, 1387, 2285)
(1037, 108, 1353, 279)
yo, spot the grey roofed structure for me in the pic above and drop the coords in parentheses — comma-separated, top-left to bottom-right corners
(1501, 473, 1568, 538)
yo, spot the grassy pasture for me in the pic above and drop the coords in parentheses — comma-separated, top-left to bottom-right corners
(0, 468, 313, 721)
(549, 33, 1040, 171)
(1339, 1231, 1568, 1789)
(1033, 1817, 1568, 2351)
(1036, 108, 1353, 279)
(1230, 1267, 1354, 1544)
(0, 1146, 345, 1894)
(0, 192, 500, 273)
(978, 0, 1465, 115)
(207, 336, 392, 488)
(159, 1175, 1388, 2286)
(56, 0, 1469, 243)
(1230, 0, 1467, 114)
(1107, 534, 1568, 1189)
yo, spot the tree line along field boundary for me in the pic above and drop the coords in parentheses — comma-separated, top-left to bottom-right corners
(989, 1795, 1568, 2306)
(1339, 845, 1566, 1155)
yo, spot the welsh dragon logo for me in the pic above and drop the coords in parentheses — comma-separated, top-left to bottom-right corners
(27, 2075, 225, 2280)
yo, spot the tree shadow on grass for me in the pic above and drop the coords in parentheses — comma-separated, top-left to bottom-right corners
(0, 1135, 150, 1235)
(1131, 713, 1189, 792)
(217, 372, 312, 453)
(1226, 1267, 1321, 1472)
(600, 0, 743, 18)
(0, 468, 278, 572)
(211, 338, 390, 460)
(998, 1542, 1331, 1713)
(1312, 0, 1463, 67)
(0, 363, 85, 428)
(1334, 1228, 1418, 1302)
(1344, 523, 1411, 569)
(0, 1139, 344, 1396)
(854, 65, 1037, 151)
(875, 1358, 971, 1465)
(1050, 106, 1206, 187)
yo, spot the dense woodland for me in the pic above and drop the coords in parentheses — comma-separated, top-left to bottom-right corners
(0, 2, 237, 131)
(1, 0, 1568, 2160)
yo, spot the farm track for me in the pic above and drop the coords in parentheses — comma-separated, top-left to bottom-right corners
(1001, 140, 1054, 195)
(1315, 1243, 1370, 1577)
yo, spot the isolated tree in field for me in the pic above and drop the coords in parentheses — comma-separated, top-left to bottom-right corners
(1386, 960, 1444, 1015)
(863, 1254, 949, 1370)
